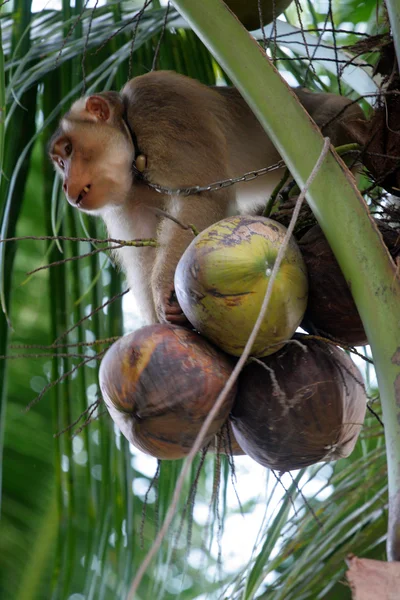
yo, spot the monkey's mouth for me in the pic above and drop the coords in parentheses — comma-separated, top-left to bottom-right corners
(75, 184, 91, 207)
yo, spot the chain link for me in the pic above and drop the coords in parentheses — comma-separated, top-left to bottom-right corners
(139, 160, 286, 197)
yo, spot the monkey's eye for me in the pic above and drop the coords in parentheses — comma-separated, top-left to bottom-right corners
(57, 157, 65, 169)
(64, 142, 72, 156)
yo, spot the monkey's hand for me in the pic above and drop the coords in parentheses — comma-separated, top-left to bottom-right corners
(156, 287, 190, 327)
(152, 190, 233, 327)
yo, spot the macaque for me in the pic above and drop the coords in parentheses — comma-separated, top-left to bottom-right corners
(49, 70, 364, 325)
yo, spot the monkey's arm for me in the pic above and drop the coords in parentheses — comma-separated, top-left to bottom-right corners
(152, 189, 234, 324)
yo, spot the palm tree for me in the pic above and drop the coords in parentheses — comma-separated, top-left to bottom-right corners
(0, 1, 398, 598)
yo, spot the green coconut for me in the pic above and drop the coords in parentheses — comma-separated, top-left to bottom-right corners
(174, 216, 308, 358)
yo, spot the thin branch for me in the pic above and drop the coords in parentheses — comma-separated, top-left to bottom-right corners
(56, 0, 90, 66)
(24, 350, 106, 413)
(81, 0, 99, 94)
(140, 461, 161, 549)
(366, 403, 384, 427)
(52, 289, 129, 345)
(152, 1, 170, 71)
(0, 352, 98, 360)
(10, 337, 119, 350)
(54, 399, 101, 438)
(129, 0, 153, 79)
(296, 333, 374, 364)
(150, 207, 199, 236)
(287, 471, 323, 528)
(93, 0, 153, 56)
(26, 241, 156, 276)
(0, 234, 156, 245)
(72, 408, 107, 438)
(26, 244, 123, 276)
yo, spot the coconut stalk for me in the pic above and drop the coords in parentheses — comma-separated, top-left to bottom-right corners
(172, 0, 400, 561)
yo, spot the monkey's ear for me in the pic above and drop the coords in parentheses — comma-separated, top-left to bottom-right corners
(86, 95, 112, 122)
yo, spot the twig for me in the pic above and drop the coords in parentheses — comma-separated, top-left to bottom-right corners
(258, 0, 267, 49)
(81, 0, 99, 94)
(366, 403, 384, 427)
(56, 0, 90, 66)
(140, 461, 161, 549)
(72, 408, 107, 437)
(93, 0, 153, 56)
(10, 337, 119, 350)
(54, 399, 101, 438)
(0, 234, 157, 246)
(126, 138, 332, 599)
(150, 207, 199, 236)
(0, 352, 97, 361)
(24, 350, 106, 412)
(52, 289, 129, 345)
(152, 1, 170, 71)
(128, 0, 153, 79)
(271, 470, 298, 517)
(26, 242, 156, 276)
(297, 333, 374, 364)
(26, 245, 124, 276)
(287, 471, 323, 528)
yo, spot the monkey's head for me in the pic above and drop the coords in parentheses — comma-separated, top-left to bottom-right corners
(49, 93, 134, 214)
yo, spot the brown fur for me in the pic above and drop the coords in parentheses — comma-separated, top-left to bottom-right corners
(49, 70, 365, 324)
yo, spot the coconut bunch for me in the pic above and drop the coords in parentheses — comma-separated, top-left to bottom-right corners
(99, 214, 367, 469)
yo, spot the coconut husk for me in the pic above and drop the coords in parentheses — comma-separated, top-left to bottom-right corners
(343, 77, 400, 196)
(346, 556, 400, 600)
(231, 335, 367, 471)
(99, 324, 237, 460)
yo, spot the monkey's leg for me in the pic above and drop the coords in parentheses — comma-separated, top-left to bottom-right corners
(152, 189, 234, 324)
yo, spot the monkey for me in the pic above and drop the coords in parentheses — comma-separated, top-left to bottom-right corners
(49, 70, 364, 326)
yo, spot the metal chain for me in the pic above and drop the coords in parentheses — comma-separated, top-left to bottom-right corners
(137, 159, 286, 197)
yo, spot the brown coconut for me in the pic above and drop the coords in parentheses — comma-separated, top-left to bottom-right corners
(225, 0, 293, 29)
(299, 222, 399, 346)
(231, 335, 367, 471)
(99, 324, 237, 460)
(342, 74, 400, 195)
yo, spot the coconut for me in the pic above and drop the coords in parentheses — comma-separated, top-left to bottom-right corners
(231, 335, 367, 471)
(225, 0, 293, 29)
(299, 223, 400, 345)
(99, 324, 237, 460)
(174, 215, 308, 358)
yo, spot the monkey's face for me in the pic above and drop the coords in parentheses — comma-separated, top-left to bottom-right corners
(49, 96, 134, 214)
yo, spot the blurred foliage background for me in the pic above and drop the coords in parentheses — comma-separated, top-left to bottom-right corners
(0, 0, 393, 599)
